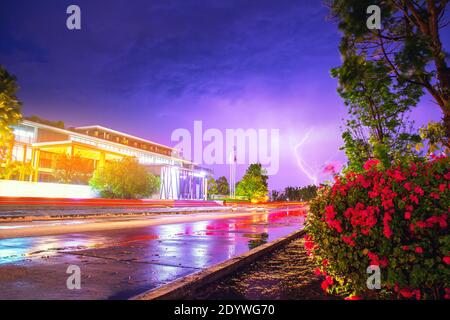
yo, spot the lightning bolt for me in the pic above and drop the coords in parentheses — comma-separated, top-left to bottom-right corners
(293, 129, 318, 185)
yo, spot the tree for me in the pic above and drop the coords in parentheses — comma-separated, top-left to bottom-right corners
(207, 176, 218, 198)
(329, 0, 450, 144)
(298, 185, 318, 201)
(418, 121, 448, 153)
(25, 115, 65, 129)
(52, 153, 93, 184)
(236, 163, 269, 202)
(0, 161, 32, 180)
(271, 190, 285, 201)
(331, 56, 422, 170)
(0, 65, 22, 167)
(271, 185, 318, 202)
(216, 176, 230, 195)
(89, 157, 160, 199)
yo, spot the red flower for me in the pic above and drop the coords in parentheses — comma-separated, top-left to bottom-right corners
(414, 289, 421, 300)
(430, 192, 440, 200)
(445, 288, 450, 300)
(399, 288, 420, 299)
(439, 184, 446, 192)
(325, 275, 334, 285)
(345, 295, 362, 300)
(392, 170, 406, 182)
(325, 205, 336, 219)
(399, 289, 414, 298)
(426, 215, 448, 228)
(415, 221, 427, 229)
(314, 268, 322, 276)
(321, 280, 329, 291)
(404, 212, 411, 220)
(363, 159, 380, 171)
(304, 234, 316, 255)
(443, 257, 450, 265)
(409, 194, 419, 205)
(402, 246, 409, 251)
(383, 213, 392, 239)
(368, 190, 378, 198)
(414, 186, 424, 196)
(342, 232, 357, 247)
(367, 251, 387, 266)
(324, 206, 343, 233)
(415, 247, 423, 254)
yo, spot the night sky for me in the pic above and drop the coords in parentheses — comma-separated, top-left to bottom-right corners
(0, 0, 447, 190)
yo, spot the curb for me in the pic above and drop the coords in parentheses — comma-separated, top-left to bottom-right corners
(132, 228, 306, 300)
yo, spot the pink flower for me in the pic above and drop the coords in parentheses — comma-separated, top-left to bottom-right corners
(404, 212, 411, 220)
(323, 163, 336, 175)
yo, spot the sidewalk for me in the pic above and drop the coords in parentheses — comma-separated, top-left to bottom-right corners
(191, 236, 340, 300)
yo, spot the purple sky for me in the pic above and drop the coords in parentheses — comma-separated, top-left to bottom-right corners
(0, 0, 447, 190)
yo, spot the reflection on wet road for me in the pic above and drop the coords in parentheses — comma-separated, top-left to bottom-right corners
(0, 207, 305, 299)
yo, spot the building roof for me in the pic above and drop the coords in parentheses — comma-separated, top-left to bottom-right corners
(74, 125, 177, 151)
(20, 120, 192, 163)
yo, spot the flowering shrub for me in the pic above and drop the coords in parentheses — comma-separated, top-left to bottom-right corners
(306, 156, 450, 299)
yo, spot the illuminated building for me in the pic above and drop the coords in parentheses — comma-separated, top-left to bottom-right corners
(5, 120, 209, 200)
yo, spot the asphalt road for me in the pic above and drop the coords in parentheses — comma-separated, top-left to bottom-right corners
(0, 208, 305, 300)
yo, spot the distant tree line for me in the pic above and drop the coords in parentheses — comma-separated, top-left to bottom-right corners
(271, 185, 317, 202)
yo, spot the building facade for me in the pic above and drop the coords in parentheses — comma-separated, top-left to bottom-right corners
(6, 120, 209, 200)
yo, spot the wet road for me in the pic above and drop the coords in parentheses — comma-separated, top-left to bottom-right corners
(0, 207, 306, 300)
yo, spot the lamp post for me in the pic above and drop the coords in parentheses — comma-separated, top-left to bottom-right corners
(229, 146, 236, 198)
